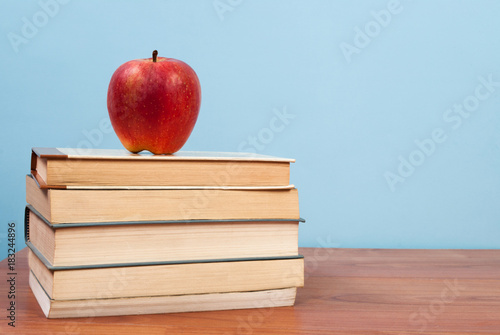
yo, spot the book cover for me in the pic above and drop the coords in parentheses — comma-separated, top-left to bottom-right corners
(31, 147, 295, 189)
(29, 271, 298, 319)
(25, 205, 305, 268)
(26, 174, 301, 224)
(28, 250, 305, 300)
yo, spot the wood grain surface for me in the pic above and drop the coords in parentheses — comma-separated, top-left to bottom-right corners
(1, 247, 499, 334)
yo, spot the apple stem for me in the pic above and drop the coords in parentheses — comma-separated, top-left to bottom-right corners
(152, 50, 158, 63)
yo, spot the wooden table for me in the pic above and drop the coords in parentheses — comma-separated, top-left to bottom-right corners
(1, 247, 499, 334)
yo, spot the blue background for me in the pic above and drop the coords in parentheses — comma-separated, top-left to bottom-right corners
(1, 0, 500, 260)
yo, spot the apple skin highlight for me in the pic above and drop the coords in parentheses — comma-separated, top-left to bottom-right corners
(107, 52, 201, 154)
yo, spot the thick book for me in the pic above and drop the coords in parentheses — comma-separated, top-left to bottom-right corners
(29, 271, 298, 318)
(26, 174, 300, 224)
(31, 147, 294, 189)
(28, 250, 304, 301)
(25, 205, 304, 268)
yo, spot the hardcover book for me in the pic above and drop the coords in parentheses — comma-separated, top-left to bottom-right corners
(29, 271, 298, 319)
(31, 147, 294, 189)
(25, 205, 304, 268)
(28, 250, 304, 300)
(26, 174, 300, 224)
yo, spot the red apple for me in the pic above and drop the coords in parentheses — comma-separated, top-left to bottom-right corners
(107, 50, 201, 154)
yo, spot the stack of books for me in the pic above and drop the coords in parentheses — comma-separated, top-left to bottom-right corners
(25, 147, 304, 318)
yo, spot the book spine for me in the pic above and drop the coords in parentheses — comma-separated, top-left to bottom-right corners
(30, 150, 37, 172)
(24, 206, 30, 243)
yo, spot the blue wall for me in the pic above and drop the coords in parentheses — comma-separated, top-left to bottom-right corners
(1, 0, 500, 260)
